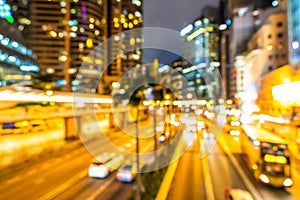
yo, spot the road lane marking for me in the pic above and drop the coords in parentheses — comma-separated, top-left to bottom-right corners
(35, 178, 45, 184)
(202, 154, 215, 200)
(155, 139, 185, 200)
(27, 169, 37, 176)
(43, 163, 50, 169)
(6, 176, 20, 185)
(219, 136, 264, 200)
(86, 176, 115, 200)
(37, 170, 87, 200)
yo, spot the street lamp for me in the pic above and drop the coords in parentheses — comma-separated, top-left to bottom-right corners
(63, 0, 71, 92)
(134, 90, 143, 200)
(149, 103, 158, 167)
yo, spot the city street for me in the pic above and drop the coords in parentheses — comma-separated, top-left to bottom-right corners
(167, 123, 297, 200)
(1, 116, 299, 200)
(1, 0, 300, 199)
(0, 126, 156, 200)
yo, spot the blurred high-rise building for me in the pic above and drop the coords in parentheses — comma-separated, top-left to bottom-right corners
(0, 0, 39, 86)
(228, 0, 288, 114)
(180, 5, 220, 100)
(103, 0, 143, 94)
(11, 0, 105, 92)
(11, 0, 143, 94)
(219, 0, 282, 100)
(170, 59, 183, 98)
(288, 0, 300, 70)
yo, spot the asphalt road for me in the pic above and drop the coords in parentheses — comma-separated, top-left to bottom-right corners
(166, 128, 295, 200)
(0, 127, 154, 200)
(0, 117, 298, 200)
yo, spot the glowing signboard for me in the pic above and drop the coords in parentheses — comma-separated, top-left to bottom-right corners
(0, 0, 14, 23)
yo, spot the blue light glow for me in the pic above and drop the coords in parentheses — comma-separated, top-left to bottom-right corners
(272, 0, 278, 7)
(55, 80, 67, 86)
(226, 19, 231, 25)
(0, 0, 14, 23)
(20, 65, 40, 72)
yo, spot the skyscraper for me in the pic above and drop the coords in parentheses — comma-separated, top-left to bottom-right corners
(0, 0, 39, 86)
(220, 0, 280, 100)
(103, 0, 143, 94)
(11, 0, 105, 92)
(180, 5, 220, 100)
(288, 0, 300, 70)
(11, 0, 143, 94)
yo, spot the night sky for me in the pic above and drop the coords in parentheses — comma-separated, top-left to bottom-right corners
(143, 0, 220, 64)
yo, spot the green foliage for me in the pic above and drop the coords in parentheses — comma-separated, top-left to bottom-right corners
(126, 168, 167, 200)
(129, 86, 146, 106)
(15, 102, 54, 107)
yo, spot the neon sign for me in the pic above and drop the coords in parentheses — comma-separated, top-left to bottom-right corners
(0, 0, 14, 24)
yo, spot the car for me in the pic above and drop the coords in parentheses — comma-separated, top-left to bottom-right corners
(225, 188, 254, 200)
(88, 152, 124, 178)
(230, 120, 241, 127)
(158, 132, 169, 142)
(116, 163, 137, 182)
(116, 160, 146, 183)
(229, 129, 240, 136)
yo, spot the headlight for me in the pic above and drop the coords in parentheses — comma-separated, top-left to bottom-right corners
(259, 174, 270, 183)
(229, 130, 240, 136)
(283, 178, 293, 187)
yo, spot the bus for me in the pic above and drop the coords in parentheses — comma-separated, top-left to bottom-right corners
(241, 125, 293, 187)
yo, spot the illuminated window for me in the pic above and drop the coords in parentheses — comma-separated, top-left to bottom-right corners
(61, 8, 66, 14)
(86, 38, 93, 48)
(129, 22, 133, 29)
(128, 13, 133, 19)
(46, 68, 55, 74)
(266, 44, 273, 50)
(130, 38, 135, 45)
(89, 18, 95, 23)
(89, 24, 94, 29)
(60, 1, 66, 7)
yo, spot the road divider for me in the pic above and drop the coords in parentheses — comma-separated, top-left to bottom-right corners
(218, 135, 263, 200)
(202, 155, 215, 200)
(86, 176, 116, 200)
(155, 138, 185, 200)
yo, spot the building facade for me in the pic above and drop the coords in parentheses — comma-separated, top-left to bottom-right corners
(220, 0, 279, 100)
(103, 0, 143, 93)
(11, 0, 105, 92)
(0, 0, 39, 86)
(288, 0, 300, 70)
(180, 7, 220, 100)
(234, 0, 289, 114)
